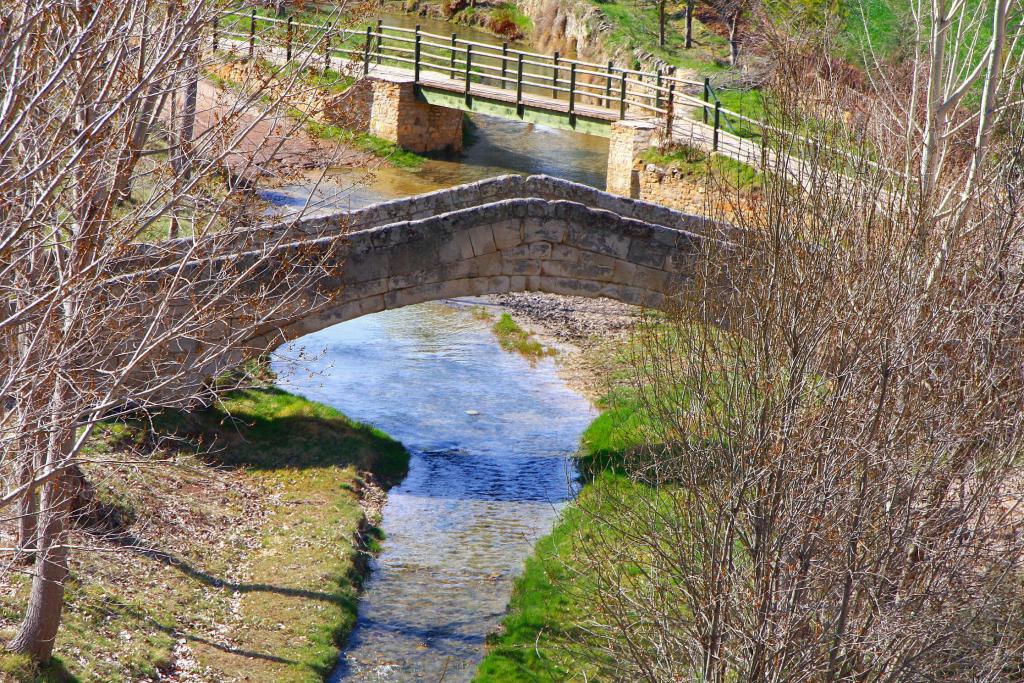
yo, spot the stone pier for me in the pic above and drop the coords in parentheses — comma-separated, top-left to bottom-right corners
(368, 76, 464, 154)
(606, 119, 657, 198)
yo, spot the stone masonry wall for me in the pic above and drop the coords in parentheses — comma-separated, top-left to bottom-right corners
(122, 174, 733, 272)
(637, 163, 761, 224)
(130, 175, 735, 402)
(607, 120, 656, 197)
(273, 197, 713, 345)
(369, 78, 463, 154)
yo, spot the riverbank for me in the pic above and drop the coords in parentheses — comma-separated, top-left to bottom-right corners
(470, 295, 649, 680)
(0, 377, 408, 683)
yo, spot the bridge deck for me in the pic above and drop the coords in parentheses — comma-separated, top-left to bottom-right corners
(365, 62, 620, 136)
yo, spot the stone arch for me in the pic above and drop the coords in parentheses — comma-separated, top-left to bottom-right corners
(266, 194, 710, 349)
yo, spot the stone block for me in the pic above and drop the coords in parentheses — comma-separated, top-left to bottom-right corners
(491, 219, 523, 249)
(438, 232, 475, 263)
(627, 238, 671, 269)
(566, 223, 631, 259)
(468, 225, 497, 256)
(503, 260, 541, 276)
(549, 244, 579, 262)
(389, 238, 437, 275)
(606, 119, 656, 198)
(502, 243, 551, 260)
(445, 253, 504, 280)
(523, 218, 567, 244)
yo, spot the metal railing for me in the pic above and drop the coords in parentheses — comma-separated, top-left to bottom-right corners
(212, 7, 753, 140)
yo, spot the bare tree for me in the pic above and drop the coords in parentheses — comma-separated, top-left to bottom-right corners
(0, 0, 361, 662)
(550, 6, 1024, 682)
(705, 0, 758, 66)
(685, 0, 695, 49)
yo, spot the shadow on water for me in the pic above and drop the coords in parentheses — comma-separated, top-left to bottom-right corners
(274, 303, 595, 682)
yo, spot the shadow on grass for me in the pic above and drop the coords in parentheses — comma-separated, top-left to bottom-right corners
(109, 530, 359, 612)
(144, 386, 410, 486)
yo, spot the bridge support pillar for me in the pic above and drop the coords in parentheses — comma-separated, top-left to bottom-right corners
(606, 120, 656, 198)
(369, 76, 463, 154)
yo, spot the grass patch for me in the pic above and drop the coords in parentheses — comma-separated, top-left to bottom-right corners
(585, 0, 731, 74)
(476, 321, 731, 680)
(0, 383, 408, 683)
(641, 143, 765, 190)
(492, 313, 556, 361)
(302, 118, 426, 170)
(470, 305, 496, 321)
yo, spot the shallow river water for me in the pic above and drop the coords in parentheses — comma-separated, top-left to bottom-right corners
(272, 303, 594, 680)
(267, 10, 609, 679)
(265, 7, 609, 213)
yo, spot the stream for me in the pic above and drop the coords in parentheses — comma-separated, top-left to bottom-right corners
(269, 9, 608, 681)
(265, 10, 609, 213)
(273, 304, 594, 681)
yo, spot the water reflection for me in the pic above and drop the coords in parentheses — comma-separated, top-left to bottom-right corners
(273, 302, 594, 681)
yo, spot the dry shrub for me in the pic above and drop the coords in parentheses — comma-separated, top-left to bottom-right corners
(558, 15, 1024, 683)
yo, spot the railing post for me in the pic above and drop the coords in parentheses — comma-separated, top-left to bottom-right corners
(414, 25, 421, 85)
(703, 76, 710, 124)
(605, 61, 613, 109)
(376, 19, 383, 65)
(552, 51, 560, 99)
(501, 42, 508, 89)
(516, 53, 524, 116)
(324, 30, 331, 72)
(569, 63, 576, 125)
(212, 17, 219, 52)
(619, 71, 627, 119)
(465, 43, 472, 103)
(666, 83, 675, 138)
(364, 25, 372, 76)
(248, 9, 255, 60)
(450, 33, 457, 76)
(713, 101, 721, 151)
(286, 16, 293, 62)
(655, 69, 663, 109)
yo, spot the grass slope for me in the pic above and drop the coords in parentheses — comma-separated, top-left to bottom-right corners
(1, 386, 408, 683)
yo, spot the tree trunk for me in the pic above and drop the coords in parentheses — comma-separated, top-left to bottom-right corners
(7, 468, 73, 661)
(685, 0, 694, 48)
(15, 471, 38, 563)
(728, 12, 740, 67)
(659, 0, 667, 47)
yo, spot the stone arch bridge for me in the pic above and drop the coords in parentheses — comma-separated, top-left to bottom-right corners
(126, 175, 730, 383)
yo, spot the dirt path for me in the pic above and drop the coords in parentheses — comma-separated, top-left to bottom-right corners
(194, 80, 375, 180)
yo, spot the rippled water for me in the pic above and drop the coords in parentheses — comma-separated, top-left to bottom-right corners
(272, 302, 594, 681)
(266, 10, 606, 678)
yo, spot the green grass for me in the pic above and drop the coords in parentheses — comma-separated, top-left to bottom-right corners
(474, 325, 653, 680)
(302, 118, 426, 170)
(475, 386, 660, 680)
(492, 313, 556, 361)
(641, 143, 766, 190)
(1, 382, 408, 683)
(585, 0, 731, 74)
(475, 473, 635, 682)
(476, 321, 737, 680)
